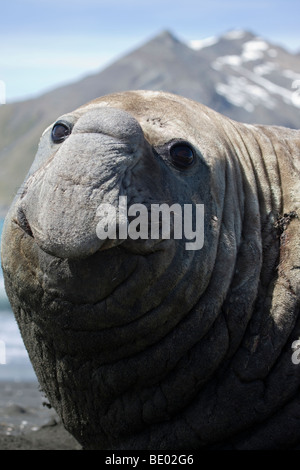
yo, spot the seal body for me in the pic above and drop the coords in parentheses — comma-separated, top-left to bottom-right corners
(1, 91, 300, 449)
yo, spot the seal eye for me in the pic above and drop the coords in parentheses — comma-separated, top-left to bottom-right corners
(169, 143, 195, 169)
(51, 121, 71, 144)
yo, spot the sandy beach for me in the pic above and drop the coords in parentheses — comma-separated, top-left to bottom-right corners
(0, 380, 81, 450)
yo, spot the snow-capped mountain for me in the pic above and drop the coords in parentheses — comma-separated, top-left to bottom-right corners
(187, 29, 300, 126)
(0, 29, 299, 213)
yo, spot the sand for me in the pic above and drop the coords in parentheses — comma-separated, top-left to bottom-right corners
(0, 381, 81, 450)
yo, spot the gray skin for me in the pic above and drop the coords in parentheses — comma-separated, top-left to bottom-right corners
(1, 91, 300, 450)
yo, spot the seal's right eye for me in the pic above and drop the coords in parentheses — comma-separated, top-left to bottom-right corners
(169, 142, 195, 169)
(51, 121, 71, 144)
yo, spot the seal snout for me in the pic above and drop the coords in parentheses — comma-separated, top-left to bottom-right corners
(12, 106, 150, 260)
(73, 107, 145, 152)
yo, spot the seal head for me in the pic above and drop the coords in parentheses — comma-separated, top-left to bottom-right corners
(1, 91, 300, 449)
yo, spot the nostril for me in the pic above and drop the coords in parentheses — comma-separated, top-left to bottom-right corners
(16, 207, 34, 238)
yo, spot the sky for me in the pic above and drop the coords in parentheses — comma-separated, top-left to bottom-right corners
(1, 0, 299, 102)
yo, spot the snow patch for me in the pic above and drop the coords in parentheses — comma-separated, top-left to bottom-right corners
(212, 55, 242, 70)
(223, 30, 246, 40)
(242, 67, 300, 106)
(216, 76, 276, 112)
(188, 36, 219, 50)
(282, 69, 300, 80)
(254, 62, 277, 76)
(213, 39, 271, 72)
(242, 40, 269, 62)
(216, 66, 300, 109)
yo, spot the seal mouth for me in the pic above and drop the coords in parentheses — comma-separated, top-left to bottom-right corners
(12, 204, 173, 259)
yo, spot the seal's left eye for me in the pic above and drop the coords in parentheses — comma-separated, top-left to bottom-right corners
(51, 122, 71, 143)
(170, 143, 195, 169)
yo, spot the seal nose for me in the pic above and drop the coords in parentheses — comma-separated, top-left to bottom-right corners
(73, 107, 144, 151)
(16, 207, 33, 238)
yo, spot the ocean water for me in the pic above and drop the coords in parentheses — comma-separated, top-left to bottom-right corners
(0, 218, 36, 381)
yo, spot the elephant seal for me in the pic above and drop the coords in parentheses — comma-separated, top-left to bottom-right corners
(1, 91, 300, 450)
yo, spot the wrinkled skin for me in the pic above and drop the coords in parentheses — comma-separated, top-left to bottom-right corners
(1, 91, 300, 450)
